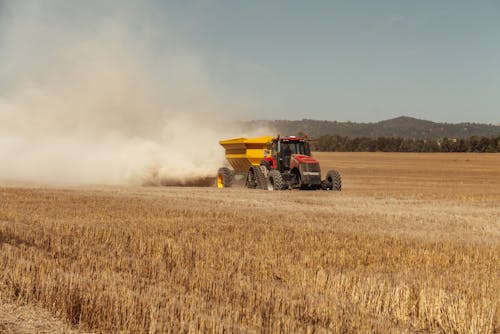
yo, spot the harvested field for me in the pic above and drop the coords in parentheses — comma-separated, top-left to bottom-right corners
(0, 153, 499, 333)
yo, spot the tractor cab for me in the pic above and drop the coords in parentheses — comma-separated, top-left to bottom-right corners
(264, 136, 312, 172)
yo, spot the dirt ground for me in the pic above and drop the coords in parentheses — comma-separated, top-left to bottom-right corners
(0, 153, 499, 333)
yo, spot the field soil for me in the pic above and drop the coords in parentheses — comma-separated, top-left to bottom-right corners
(0, 153, 499, 333)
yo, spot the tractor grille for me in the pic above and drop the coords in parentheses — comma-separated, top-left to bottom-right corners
(301, 163, 320, 173)
(300, 163, 321, 186)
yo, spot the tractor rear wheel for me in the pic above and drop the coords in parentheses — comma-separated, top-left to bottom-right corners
(269, 170, 286, 190)
(245, 166, 258, 189)
(254, 166, 270, 190)
(217, 167, 234, 188)
(324, 170, 342, 191)
(259, 166, 273, 190)
(246, 166, 270, 190)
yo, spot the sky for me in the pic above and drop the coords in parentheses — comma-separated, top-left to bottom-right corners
(1, 0, 499, 123)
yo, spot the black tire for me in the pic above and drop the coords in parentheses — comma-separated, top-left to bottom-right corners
(245, 166, 258, 189)
(216, 167, 234, 188)
(259, 166, 273, 190)
(324, 170, 342, 191)
(260, 160, 271, 171)
(246, 166, 269, 190)
(269, 170, 286, 190)
(255, 166, 270, 190)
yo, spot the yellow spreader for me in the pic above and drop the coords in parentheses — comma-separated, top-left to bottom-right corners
(219, 136, 274, 172)
(217, 136, 273, 188)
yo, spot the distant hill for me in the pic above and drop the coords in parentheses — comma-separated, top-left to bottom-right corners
(240, 116, 500, 139)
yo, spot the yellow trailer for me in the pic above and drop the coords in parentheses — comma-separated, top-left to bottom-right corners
(217, 136, 274, 189)
(219, 136, 273, 172)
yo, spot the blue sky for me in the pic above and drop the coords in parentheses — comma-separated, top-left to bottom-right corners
(1, 0, 499, 123)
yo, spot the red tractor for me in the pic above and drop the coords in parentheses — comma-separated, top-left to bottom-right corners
(260, 136, 341, 190)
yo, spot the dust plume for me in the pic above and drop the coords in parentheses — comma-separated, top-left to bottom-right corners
(0, 1, 259, 186)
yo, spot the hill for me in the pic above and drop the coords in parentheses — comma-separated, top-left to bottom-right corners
(241, 116, 500, 139)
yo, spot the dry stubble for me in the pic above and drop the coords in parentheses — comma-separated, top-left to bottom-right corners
(0, 153, 499, 333)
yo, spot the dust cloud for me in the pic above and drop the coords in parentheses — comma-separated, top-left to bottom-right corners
(0, 2, 264, 186)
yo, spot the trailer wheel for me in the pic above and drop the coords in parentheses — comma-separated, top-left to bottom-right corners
(269, 170, 286, 190)
(324, 170, 342, 191)
(217, 167, 234, 188)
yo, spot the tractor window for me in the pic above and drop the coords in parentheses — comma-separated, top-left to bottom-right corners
(283, 143, 292, 156)
(303, 142, 311, 156)
(273, 141, 279, 156)
(284, 141, 310, 156)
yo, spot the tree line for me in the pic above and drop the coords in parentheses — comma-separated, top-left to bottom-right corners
(310, 135, 500, 153)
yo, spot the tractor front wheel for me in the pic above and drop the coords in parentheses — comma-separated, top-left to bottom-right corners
(324, 170, 342, 191)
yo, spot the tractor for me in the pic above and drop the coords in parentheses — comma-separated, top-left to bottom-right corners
(216, 136, 341, 191)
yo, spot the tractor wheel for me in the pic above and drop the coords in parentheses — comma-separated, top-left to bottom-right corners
(245, 166, 258, 189)
(254, 166, 270, 190)
(269, 170, 286, 190)
(216, 167, 234, 188)
(259, 166, 273, 191)
(324, 170, 342, 191)
(259, 165, 269, 178)
(260, 160, 271, 172)
(246, 166, 270, 190)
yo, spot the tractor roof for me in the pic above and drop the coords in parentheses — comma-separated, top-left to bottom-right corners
(219, 136, 306, 148)
(279, 136, 306, 142)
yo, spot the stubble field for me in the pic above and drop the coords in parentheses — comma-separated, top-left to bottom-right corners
(0, 153, 499, 333)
